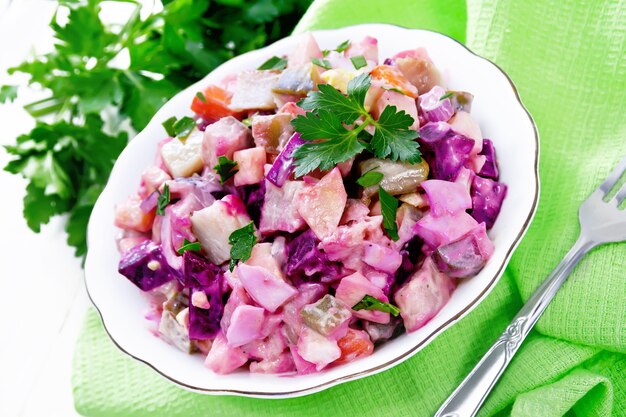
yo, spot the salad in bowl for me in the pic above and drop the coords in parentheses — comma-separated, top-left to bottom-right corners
(113, 32, 508, 376)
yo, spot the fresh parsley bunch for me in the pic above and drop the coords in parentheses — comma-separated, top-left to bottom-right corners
(291, 73, 421, 177)
(2, 0, 311, 258)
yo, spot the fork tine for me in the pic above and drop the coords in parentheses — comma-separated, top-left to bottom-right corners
(615, 185, 626, 205)
(599, 155, 626, 195)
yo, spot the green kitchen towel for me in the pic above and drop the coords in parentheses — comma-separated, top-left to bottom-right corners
(73, 0, 626, 416)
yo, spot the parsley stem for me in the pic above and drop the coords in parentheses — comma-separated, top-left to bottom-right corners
(351, 114, 373, 139)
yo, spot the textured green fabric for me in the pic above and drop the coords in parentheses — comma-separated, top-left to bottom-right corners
(73, 0, 626, 416)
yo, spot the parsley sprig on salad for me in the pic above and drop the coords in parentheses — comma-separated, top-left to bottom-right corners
(291, 74, 421, 177)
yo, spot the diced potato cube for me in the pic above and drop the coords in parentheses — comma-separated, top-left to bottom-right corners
(296, 167, 347, 240)
(288, 32, 322, 68)
(190, 195, 252, 265)
(395, 56, 442, 94)
(139, 166, 171, 198)
(346, 36, 379, 63)
(236, 264, 297, 313)
(398, 193, 427, 208)
(249, 352, 295, 374)
(245, 242, 284, 280)
(114, 194, 155, 232)
(289, 345, 317, 375)
(260, 178, 306, 234)
(362, 242, 403, 273)
(335, 272, 390, 324)
(414, 211, 478, 249)
(204, 333, 248, 374)
(296, 327, 341, 371)
(241, 328, 286, 362)
(226, 305, 265, 347)
(372, 90, 418, 130)
(301, 294, 351, 338)
(233, 147, 266, 186)
(394, 257, 454, 332)
(160, 128, 204, 178)
(201, 116, 251, 169)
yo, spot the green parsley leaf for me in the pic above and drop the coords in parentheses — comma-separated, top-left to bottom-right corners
(177, 238, 201, 255)
(213, 155, 238, 183)
(346, 73, 371, 109)
(321, 40, 351, 57)
(229, 221, 257, 272)
(352, 295, 400, 316)
(172, 116, 196, 139)
(161, 116, 196, 139)
(156, 183, 170, 216)
(0, 85, 18, 103)
(257, 56, 287, 70)
(370, 105, 421, 163)
(350, 55, 367, 70)
(311, 58, 332, 70)
(335, 39, 351, 52)
(439, 92, 453, 101)
(297, 74, 370, 124)
(357, 170, 384, 187)
(162, 116, 177, 137)
(291, 109, 366, 177)
(379, 186, 399, 241)
(196, 92, 207, 103)
(291, 74, 421, 176)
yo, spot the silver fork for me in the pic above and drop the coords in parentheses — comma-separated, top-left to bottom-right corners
(435, 155, 626, 417)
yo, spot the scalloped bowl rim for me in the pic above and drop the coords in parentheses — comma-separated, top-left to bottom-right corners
(85, 23, 539, 399)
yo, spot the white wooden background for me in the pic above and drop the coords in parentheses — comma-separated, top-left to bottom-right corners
(0, 1, 156, 415)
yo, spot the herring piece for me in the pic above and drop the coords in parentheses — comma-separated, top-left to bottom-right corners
(229, 70, 280, 111)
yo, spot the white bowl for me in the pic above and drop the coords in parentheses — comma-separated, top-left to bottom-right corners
(85, 23, 539, 398)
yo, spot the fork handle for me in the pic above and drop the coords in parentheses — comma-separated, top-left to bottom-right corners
(434, 236, 596, 417)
